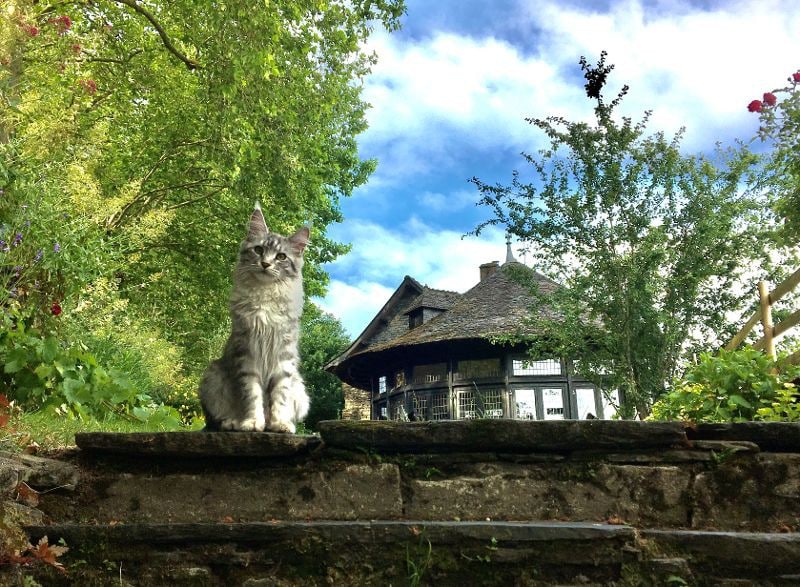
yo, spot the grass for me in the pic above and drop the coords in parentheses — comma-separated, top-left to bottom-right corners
(0, 409, 203, 454)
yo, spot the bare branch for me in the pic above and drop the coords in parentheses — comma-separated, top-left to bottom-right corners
(110, 0, 200, 71)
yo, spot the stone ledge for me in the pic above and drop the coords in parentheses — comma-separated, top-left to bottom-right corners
(317, 419, 688, 453)
(688, 422, 800, 451)
(74, 431, 321, 458)
(26, 519, 635, 545)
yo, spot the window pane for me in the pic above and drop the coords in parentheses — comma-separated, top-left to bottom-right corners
(430, 392, 449, 420)
(412, 363, 447, 385)
(576, 387, 597, 420)
(411, 394, 427, 421)
(602, 389, 620, 419)
(457, 390, 476, 419)
(542, 388, 565, 420)
(513, 359, 562, 376)
(480, 388, 504, 418)
(378, 376, 387, 394)
(454, 358, 503, 380)
(515, 389, 537, 420)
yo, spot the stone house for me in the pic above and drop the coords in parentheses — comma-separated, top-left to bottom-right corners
(327, 250, 619, 421)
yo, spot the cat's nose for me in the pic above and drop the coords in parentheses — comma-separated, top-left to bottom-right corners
(261, 261, 271, 269)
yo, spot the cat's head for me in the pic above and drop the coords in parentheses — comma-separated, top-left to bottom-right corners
(236, 202, 309, 283)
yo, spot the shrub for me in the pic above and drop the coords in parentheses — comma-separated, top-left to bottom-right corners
(650, 348, 800, 422)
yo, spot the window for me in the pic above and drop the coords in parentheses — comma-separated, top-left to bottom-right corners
(480, 389, 504, 418)
(409, 310, 423, 329)
(378, 376, 387, 394)
(457, 390, 477, 419)
(542, 388, 565, 420)
(412, 363, 447, 385)
(512, 358, 562, 376)
(430, 392, 449, 420)
(601, 389, 620, 419)
(454, 358, 503, 380)
(411, 394, 428, 421)
(576, 387, 597, 420)
(378, 404, 388, 419)
(515, 389, 537, 419)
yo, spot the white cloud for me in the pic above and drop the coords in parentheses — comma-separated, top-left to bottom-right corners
(416, 188, 478, 212)
(315, 280, 395, 340)
(316, 219, 525, 337)
(360, 0, 800, 179)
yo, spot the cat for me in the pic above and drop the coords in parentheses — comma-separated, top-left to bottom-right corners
(199, 202, 310, 433)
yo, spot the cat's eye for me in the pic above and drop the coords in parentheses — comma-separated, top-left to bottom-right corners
(253, 246, 264, 256)
(276, 252, 287, 261)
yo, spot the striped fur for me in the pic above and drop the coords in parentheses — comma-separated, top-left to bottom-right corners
(199, 204, 309, 433)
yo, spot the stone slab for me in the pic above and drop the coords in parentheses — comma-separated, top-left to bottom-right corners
(25, 519, 635, 545)
(404, 461, 692, 527)
(317, 419, 688, 453)
(642, 529, 800, 577)
(75, 431, 322, 458)
(0, 452, 79, 492)
(48, 462, 403, 523)
(688, 422, 800, 452)
(691, 453, 800, 531)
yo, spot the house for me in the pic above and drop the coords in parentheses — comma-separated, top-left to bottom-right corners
(326, 246, 619, 421)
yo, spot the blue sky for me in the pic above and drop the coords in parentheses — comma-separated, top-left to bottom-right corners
(316, 0, 800, 338)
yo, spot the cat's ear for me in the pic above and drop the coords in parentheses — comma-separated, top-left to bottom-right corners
(248, 202, 268, 239)
(289, 226, 310, 253)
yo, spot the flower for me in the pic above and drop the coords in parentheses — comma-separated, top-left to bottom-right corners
(763, 92, 777, 107)
(22, 24, 39, 37)
(50, 15, 72, 35)
(53, 242, 61, 253)
(0, 240, 7, 253)
(51, 302, 62, 316)
(34, 249, 43, 262)
(78, 79, 97, 96)
(71, 44, 81, 55)
(12, 232, 22, 246)
(793, 72, 800, 83)
(747, 99, 763, 113)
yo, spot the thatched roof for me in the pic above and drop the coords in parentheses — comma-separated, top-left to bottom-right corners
(325, 262, 561, 385)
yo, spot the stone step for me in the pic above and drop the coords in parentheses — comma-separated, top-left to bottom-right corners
(16, 521, 800, 586)
(37, 429, 799, 532)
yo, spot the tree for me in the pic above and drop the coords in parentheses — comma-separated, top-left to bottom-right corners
(746, 70, 800, 245)
(471, 52, 773, 418)
(299, 303, 350, 430)
(0, 0, 404, 418)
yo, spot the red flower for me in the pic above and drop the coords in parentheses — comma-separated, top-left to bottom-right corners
(50, 15, 72, 35)
(22, 24, 39, 37)
(78, 78, 97, 95)
(763, 92, 777, 106)
(793, 72, 800, 83)
(747, 99, 763, 113)
(51, 302, 62, 316)
(71, 44, 81, 55)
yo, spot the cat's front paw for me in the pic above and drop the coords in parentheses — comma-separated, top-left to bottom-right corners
(238, 417, 266, 432)
(267, 421, 296, 434)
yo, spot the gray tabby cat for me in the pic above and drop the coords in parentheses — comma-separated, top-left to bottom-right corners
(199, 202, 310, 433)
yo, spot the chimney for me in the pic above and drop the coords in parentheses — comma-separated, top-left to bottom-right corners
(479, 261, 499, 281)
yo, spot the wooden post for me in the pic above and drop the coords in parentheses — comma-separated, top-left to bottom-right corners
(758, 281, 776, 361)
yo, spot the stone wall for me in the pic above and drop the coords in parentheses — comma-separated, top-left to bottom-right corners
(340, 382, 370, 420)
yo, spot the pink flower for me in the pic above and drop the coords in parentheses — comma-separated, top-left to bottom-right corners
(747, 99, 763, 113)
(763, 92, 777, 106)
(51, 302, 62, 316)
(793, 72, 800, 83)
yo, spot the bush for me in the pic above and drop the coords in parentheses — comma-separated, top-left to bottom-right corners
(0, 308, 181, 427)
(650, 348, 800, 422)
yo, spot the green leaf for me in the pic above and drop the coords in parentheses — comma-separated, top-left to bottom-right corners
(728, 394, 752, 409)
